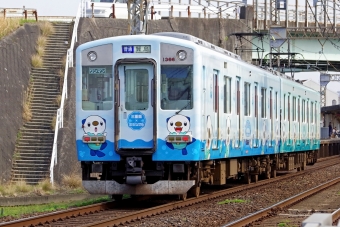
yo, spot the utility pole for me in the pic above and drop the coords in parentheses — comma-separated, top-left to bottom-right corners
(127, 0, 149, 35)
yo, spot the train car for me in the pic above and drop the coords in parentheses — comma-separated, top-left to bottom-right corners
(75, 32, 320, 199)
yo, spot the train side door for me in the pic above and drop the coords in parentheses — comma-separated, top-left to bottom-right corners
(254, 83, 259, 147)
(212, 70, 219, 149)
(115, 64, 154, 149)
(235, 77, 240, 147)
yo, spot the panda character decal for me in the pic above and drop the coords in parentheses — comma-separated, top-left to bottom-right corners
(82, 115, 107, 157)
(165, 114, 196, 155)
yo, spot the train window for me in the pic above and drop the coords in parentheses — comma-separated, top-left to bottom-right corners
(292, 97, 296, 121)
(213, 72, 219, 113)
(255, 85, 258, 118)
(269, 89, 272, 119)
(311, 102, 314, 123)
(160, 65, 193, 110)
(81, 65, 113, 111)
(288, 95, 290, 121)
(125, 69, 149, 110)
(302, 100, 305, 122)
(314, 102, 317, 124)
(283, 94, 286, 120)
(306, 101, 309, 123)
(236, 80, 240, 115)
(244, 82, 250, 116)
(261, 88, 266, 118)
(224, 77, 231, 113)
(298, 98, 300, 122)
(275, 92, 278, 119)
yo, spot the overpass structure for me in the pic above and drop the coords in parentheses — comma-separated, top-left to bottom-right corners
(82, 0, 340, 106)
(83, 0, 340, 71)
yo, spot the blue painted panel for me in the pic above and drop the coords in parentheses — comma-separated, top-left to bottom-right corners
(118, 139, 153, 149)
(76, 140, 120, 161)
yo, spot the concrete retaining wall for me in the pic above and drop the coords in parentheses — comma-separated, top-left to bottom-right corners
(0, 24, 40, 184)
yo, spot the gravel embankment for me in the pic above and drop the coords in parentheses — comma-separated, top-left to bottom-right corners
(127, 164, 340, 227)
(1, 162, 340, 226)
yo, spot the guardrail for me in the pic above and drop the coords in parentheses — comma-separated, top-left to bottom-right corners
(82, 0, 340, 28)
(82, 0, 245, 19)
(50, 2, 81, 185)
(0, 8, 38, 21)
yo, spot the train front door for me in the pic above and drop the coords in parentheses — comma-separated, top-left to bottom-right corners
(115, 64, 154, 150)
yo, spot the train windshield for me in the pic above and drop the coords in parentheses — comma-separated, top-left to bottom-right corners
(81, 65, 113, 110)
(160, 65, 193, 110)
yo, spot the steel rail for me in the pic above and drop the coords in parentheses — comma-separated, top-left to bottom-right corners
(223, 177, 340, 227)
(332, 207, 340, 224)
(82, 158, 340, 227)
(1, 157, 339, 227)
(0, 201, 116, 227)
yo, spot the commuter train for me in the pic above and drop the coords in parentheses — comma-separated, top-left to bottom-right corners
(75, 32, 320, 199)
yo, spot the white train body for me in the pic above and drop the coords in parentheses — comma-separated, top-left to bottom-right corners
(76, 32, 320, 196)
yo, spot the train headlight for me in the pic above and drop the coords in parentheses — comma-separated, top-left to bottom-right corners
(87, 51, 97, 61)
(177, 50, 187, 61)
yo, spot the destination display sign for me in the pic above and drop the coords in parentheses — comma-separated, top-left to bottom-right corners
(89, 68, 106, 74)
(122, 45, 151, 53)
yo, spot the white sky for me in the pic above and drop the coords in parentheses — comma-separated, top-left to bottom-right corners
(0, 0, 80, 16)
(293, 72, 340, 94)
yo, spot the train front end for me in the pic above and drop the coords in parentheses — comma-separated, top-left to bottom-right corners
(75, 35, 200, 197)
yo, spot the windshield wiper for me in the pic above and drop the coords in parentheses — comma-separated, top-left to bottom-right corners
(176, 100, 191, 115)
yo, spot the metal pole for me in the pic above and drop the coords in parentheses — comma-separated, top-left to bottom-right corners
(333, 0, 336, 32)
(295, 0, 298, 27)
(264, 0, 267, 28)
(305, 0, 308, 27)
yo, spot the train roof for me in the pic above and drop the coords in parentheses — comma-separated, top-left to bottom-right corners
(152, 32, 241, 60)
(152, 32, 297, 83)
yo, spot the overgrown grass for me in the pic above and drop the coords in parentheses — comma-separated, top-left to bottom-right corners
(0, 175, 96, 219)
(22, 85, 33, 122)
(14, 180, 32, 193)
(36, 36, 47, 48)
(16, 131, 22, 140)
(0, 196, 111, 219)
(35, 45, 45, 56)
(0, 18, 20, 39)
(0, 174, 84, 198)
(13, 152, 21, 161)
(39, 21, 55, 36)
(30, 22, 54, 68)
(31, 54, 43, 68)
(0, 181, 32, 197)
(277, 219, 296, 227)
(55, 95, 62, 106)
(217, 198, 247, 205)
(61, 173, 83, 189)
(58, 68, 65, 92)
(51, 115, 57, 130)
(0, 18, 37, 39)
(19, 19, 36, 25)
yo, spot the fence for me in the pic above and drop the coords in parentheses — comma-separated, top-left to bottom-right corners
(0, 8, 38, 21)
(49, 3, 80, 185)
(82, 0, 245, 19)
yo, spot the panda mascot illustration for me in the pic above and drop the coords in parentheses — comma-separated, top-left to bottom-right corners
(165, 114, 196, 155)
(82, 115, 107, 157)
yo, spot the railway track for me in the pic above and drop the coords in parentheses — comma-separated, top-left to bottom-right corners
(1, 157, 340, 227)
(223, 177, 340, 227)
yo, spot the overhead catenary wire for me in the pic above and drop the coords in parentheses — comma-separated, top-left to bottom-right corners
(151, 0, 340, 72)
